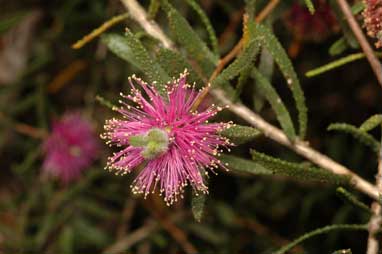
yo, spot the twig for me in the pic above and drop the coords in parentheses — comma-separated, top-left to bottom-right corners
(336, 0, 382, 86)
(121, 0, 380, 201)
(366, 137, 382, 254)
(120, 0, 175, 49)
(72, 13, 129, 49)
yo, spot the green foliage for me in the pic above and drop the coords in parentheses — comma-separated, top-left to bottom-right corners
(148, 0, 161, 19)
(95, 95, 117, 110)
(306, 53, 369, 77)
(185, 0, 219, 55)
(351, 1, 365, 14)
(220, 154, 272, 175)
(275, 224, 367, 254)
(156, 48, 203, 85)
(213, 26, 260, 87)
(245, 0, 257, 20)
(191, 193, 206, 222)
(359, 114, 382, 132)
(329, 38, 348, 56)
(336, 187, 371, 215)
(160, 0, 218, 76)
(303, 0, 316, 14)
(252, 68, 296, 139)
(327, 123, 380, 153)
(251, 150, 351, 185)
(254, 23, 308, 139)
(220, 125, 261, 145)
(101, 32, 170, 91)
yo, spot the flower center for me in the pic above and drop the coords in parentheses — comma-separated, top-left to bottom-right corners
(128, 128, 169, 160)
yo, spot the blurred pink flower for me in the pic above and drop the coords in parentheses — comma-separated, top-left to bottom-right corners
(102, 71, 232, 205)
(363, 0, 382, 48)
(284, 0, 338, 42)
(42, 113, 99, 183)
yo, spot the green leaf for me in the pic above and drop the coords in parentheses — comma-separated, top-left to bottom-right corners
(329, 37, 348, 56)
(95, 95, 117, 110)
(101, 33, 170, 92)
(327, 123, 380, 153)
(351, 1, 365, 14)
(160, 0, 218, 76)
(252, 68, 296, 139)
(148, 0, 161, 19)
(245, 0, 257, 21)
(254, 23, 307, 139)
(274, 224, 367, 254)
(234, 66, 252, 100)
(220, 154, 272, 175)
(220, 125, 261, 145)
(185, 0, 219, 55)
(0, 11, 27, 34)
(359, 114, 382, 132)
(59, 226, 74, 254)
(250, 150, 351, 185)
(303, 0, 316, 14)
(305, 53, 368, 78)
(156, 47, 203, 85)
(336, 187, 371, 215)
(213, 27, 261, 86)
(191, 192, 206, 222)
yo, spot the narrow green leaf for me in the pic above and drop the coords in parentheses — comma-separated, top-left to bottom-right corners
(96, 95, 117, 110)
(220, 154, 272, 175)
(306, 53, 367, 77)
(303, 0, 316, 14)
(336, 187, 371, 215)
(101, 33, 170, 91)
(160, 0, 218, 76)
(254, 23, 307, 139)
(156, 47, 203, 85)
(213, 32, 260, 86)
(234, 66, 252, 100)
(252, 68, 296, 139)
(191, 193, 206, 222)
(251, 150, 351, 185)
(245, 0, 257, 21)
(351, 1, 365, 14)
(329, 37, 348, 56)
(185, 0, 219, 55)
(220, 125, 261, 145)
(274, 224, 367, 254)
(59, 226, 74, 254)
(359, 114, 382, 132)
(327, 123, 380, 153)
(148, 0, 161, 19)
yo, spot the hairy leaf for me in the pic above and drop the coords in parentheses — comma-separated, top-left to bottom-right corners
(254, 23, 307, 139)
(185, 0, 219, 55)
(251, 150, 351, 185)
(336, 187, 371, 215)
(220, 125, 261, 145)
(359, 114, 382, 132)
(191, 193, 206, 222)
(220, 154, 272, 175)
(156, 47, 203, 85)
(329, 37, 348, 56)
(327, 123, 380, 153)
(160, 0, 217, 76)
(101, 33, 170, 91)
(252, 68, 296, 139)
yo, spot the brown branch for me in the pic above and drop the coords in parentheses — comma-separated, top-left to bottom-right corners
(336, 0, 382, 86)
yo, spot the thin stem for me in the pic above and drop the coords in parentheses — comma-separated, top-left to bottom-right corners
(336, 0, 382, 86)
(366, 134, 382, 254)
(120, 0, 380, 201)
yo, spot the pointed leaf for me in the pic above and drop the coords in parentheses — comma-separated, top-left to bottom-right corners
(254, 23, 307, 138)
(303, 0, 316, 14)
(160, 0, 218, 76)
(220, 154, 272, 175)
(327, 123, 380, 153)
(220, 125, 261, 145)
(251, 150, 351, 185)
(101, 32, 170, 91)
(359, 114, 382, 132)
(252, 68, 296, 139)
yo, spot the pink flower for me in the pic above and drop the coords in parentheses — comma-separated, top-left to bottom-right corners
(102, 71, 232, 205)
(42, 113, 99, 183)
(363, 0, 382, 48)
